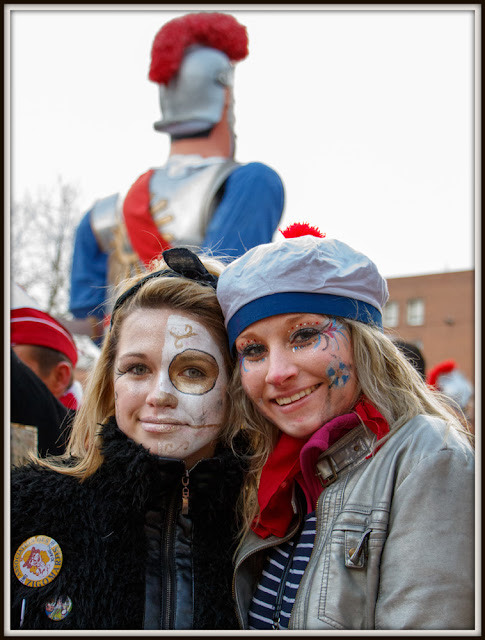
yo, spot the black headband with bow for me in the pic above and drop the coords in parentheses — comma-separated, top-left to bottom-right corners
(109, 248, 218, 330)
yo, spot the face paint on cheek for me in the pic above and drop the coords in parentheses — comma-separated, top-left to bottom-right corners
(310, 333, 322, 350)
(157, 440, 190, 457)
(181, 392, 225, 428)
(164, 314, 228, 427)
(239, 355, 249, 373)
(327, 361, 352, 389)
(322, 319, 350, 352)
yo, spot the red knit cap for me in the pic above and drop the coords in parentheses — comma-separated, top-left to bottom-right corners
(11, 308, 78, 367)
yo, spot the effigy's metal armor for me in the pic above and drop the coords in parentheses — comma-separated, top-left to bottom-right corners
(90, 156, 239, 287)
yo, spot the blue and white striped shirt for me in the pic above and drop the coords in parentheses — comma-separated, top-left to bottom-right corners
(248, 512, 316, 630)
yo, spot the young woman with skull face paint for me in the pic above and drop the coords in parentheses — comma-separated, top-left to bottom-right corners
(11, 248, 247, 631)
(216, 224, 475, 631)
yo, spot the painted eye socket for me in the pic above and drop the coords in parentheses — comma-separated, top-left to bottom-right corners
(183, 367, 205, 379)
(169, 349, 219, 394)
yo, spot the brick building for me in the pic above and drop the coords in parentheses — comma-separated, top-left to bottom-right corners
(383, 270, 475, 384)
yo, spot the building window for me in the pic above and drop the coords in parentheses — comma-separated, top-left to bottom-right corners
(383, 301, 399, 328)
(407, 298, 425, 326)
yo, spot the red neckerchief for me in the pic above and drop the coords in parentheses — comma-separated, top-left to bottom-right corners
(122, 169, 172, 267)
(251, 433, 304, 539)
(251, 398, 389, 539)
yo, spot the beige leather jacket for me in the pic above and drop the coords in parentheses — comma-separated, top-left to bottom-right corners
(233, 415, 475, 630)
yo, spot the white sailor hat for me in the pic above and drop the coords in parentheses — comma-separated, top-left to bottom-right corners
(217, 224, 389, 349)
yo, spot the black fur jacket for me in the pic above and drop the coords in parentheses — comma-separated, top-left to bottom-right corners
(10, 418, 246, 631)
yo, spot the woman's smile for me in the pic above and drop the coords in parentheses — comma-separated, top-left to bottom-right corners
(273, 383, 322, 406)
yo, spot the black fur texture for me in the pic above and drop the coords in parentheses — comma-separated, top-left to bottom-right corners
(10, 418, 245, 630)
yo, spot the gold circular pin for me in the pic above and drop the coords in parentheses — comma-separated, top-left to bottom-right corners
(13, 535, 63, 588)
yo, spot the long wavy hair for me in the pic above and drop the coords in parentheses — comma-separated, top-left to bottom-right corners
(34, 253, 233, 480)
(225, 317, 473, 539)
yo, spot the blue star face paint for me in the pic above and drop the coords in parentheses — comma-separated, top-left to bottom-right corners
(327, 361, 351, 389)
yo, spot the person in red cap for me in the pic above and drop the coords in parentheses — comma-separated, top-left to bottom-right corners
(11, 308, 79, 402)
(10, 307, 79, 457)
(69, 11, 285, 341)
(427, 359, 474, 433)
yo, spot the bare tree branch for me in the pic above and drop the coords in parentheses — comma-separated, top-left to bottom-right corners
(11, 176, 83, 316)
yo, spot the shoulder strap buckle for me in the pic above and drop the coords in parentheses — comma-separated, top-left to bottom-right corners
(316, 456, 338, 488)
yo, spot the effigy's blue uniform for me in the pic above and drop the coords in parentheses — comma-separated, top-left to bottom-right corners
(69, 161, 284, 322)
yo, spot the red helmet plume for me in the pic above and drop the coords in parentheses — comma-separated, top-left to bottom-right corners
(149, 12, 249, 85)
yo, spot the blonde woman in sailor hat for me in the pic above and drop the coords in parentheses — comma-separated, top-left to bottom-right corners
(217, 223, 475, 631)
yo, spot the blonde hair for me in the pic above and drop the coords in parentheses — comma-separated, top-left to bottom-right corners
(226, 317, 473, 539)
(35, 253, 232, 480)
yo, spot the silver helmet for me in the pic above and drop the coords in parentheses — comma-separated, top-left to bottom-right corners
(148, 12, 248, 138)
(154, 45, 234, 137)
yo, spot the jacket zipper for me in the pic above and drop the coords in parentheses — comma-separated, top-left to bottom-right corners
(288, 492, 323, 630)
(161, 491, 177, 629)
(271, 537, 298, 629)
(232, 505, 303, 629)
(161, 462, 202, 628)
(181, 470, 189, 515)
(232, 538, 281, 630)
(287, 446, 371, 629)
(181, 459, 204, 516)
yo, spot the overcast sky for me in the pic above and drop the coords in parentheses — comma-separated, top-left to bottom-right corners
(7, 5, 478, 279)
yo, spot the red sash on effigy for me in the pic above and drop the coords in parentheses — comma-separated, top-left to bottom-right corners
(122, 169, 172, 267)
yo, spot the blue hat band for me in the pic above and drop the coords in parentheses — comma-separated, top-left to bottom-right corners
(227, 292, 383, 348)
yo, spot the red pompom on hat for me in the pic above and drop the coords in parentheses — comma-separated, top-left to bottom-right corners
(280, 222, 326, 239)
(149, 12, 249, 85)
(11, 308, 78, 367)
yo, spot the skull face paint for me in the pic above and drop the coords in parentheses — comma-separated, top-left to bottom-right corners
(114, 308, 228, 467)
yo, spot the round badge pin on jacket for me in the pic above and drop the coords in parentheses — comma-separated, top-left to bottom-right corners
(45, 595, 73, 621)
(13, 535, 63, 588)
